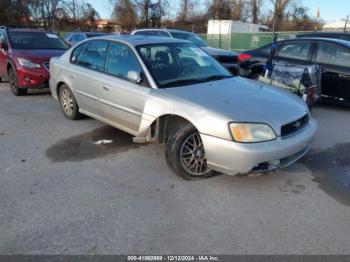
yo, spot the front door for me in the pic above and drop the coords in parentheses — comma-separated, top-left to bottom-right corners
(99, 42, 150, 134)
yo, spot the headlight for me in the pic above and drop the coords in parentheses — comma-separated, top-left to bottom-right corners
(17, 58, 41, 69)
(229, 123, 277, 143)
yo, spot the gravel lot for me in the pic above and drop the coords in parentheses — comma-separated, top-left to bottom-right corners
(1, 81, 350, 255)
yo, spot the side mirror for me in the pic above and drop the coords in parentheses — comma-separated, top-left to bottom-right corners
(127, 71, 142, 84)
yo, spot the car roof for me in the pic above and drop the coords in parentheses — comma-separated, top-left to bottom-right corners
(279, 37, 350, 48)
(298, 32, 350, 36)
(91, 35, 190, 46)
(69, 32, 106, 35)
(7, 28, 52, 34)
(133, 28, 194, 35)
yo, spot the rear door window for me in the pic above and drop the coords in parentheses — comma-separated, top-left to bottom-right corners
(73, 40, 108, 71)
(316, 43, 350, 67)
(277, 42, 311, 61)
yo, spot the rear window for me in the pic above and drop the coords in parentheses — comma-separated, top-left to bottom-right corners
(9, 32, 68, 50)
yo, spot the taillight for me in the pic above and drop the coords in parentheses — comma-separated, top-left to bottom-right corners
(238, 53, 252, 64)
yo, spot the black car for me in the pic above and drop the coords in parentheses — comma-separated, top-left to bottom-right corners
(131, 29, 238, 75)
(297, 32, 350, 41)
(63, 32, 107, 46)
(238, 38, 350, 105)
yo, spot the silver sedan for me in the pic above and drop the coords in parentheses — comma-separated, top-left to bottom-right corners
(49, 35, 317, 179)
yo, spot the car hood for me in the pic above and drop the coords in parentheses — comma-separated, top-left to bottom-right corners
(13, 49, 67, 62)
(203, 46, 237, 57)
(156, 77, 308, 132)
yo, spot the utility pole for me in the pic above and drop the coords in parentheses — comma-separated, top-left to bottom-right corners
(315, 7, 320, 31)
(344, 15, 349, 32)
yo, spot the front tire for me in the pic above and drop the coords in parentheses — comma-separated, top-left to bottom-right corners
(8, 67, 27, 96)
(165, 123, 212, 180)
(58, 85, 83, 120)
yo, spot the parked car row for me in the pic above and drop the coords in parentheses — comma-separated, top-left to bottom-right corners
(0, 26, 318, 180)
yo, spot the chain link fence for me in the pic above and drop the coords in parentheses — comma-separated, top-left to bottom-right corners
(199, 32, 312, 51)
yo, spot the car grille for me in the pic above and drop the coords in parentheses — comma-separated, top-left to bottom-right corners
(44, 62, 50, 71)
(215, 55, 238, 64)
(281, 114, 309, 138)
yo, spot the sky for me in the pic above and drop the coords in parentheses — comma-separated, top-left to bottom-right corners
(87, 0, 350, 23)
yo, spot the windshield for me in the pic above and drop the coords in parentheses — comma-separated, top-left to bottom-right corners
(9, 32, 69, 50)
(137, 43, 232, 88)
(171, 32, 208, 47)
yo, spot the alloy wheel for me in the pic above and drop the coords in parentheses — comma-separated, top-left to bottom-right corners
(9, 69, 17, 93)
(179, 132, 210, 176)
(60, 89, 74, 116)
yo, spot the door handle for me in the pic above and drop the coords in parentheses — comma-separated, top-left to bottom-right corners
(102, 85, 110, 91)
(69, 74, 75, 79)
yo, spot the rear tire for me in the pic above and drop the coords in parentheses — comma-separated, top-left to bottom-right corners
(165, 123, 213, 180)
(58, 84, 83, 120)
(8, 67, 27, 96)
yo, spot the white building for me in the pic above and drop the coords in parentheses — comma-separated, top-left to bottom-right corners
(322, 21, 350, 31)
(207, 20, 269, 35)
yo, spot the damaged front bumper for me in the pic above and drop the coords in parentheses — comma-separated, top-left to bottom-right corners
(201, 119, 317, 175)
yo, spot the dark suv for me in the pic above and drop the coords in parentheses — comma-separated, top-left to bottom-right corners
(0, 27, 68, 95)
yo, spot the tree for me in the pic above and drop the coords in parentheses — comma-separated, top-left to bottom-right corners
(270, 0, 292, 31)
(28, 0, 63, 29)
(135, 0, 168, 27)
(248, 0, 263, 24)
(66, 0, 86, 24)
(3, 0, 33, 26)
(82, 2, 100, 30)
(207, 0, 231, 20)
(113, 0, 137, 31)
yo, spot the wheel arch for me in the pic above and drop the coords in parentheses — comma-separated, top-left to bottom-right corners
(146, 114, 198, 144)
(56, 81, 67, 97)
(6, 60, 16, 73)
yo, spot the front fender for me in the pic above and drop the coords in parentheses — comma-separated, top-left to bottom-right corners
(136, 93, 232, 141)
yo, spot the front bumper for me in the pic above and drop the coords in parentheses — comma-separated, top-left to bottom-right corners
(16, 67, 50, 89)
(201, 119, 317, 175)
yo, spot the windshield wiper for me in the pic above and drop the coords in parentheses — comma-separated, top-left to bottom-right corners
(198, 75, 233, 82)
(162, 78, 202, 88)
(161, 75, 233, 88)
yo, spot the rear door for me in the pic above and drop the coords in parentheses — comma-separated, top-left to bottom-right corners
(100, 41, 150, 134)
(69, 40, 109, 116)
(315, 42, 350, 100)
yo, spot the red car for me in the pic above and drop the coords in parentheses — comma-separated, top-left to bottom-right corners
(0, 27, 68, 95)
